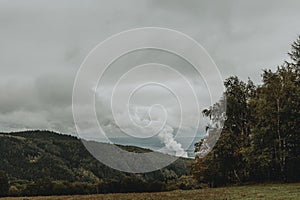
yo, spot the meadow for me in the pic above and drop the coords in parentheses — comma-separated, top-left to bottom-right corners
(2, 183, 299, 200)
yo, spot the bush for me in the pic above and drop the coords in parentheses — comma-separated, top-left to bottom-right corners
(147, 181, 166, 192)
(8, 186, 20, 196)
(120, 176, 147, 193)
(0, 171, 9, 197)
(177, 176, 202, 190)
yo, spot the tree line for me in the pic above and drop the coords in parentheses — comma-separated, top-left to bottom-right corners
(192, 36, 300, 187)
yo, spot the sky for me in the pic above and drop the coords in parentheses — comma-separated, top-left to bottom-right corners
(0, 0, 300, 147)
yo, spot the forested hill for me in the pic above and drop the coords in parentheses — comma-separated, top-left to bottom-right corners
(0, 130, 193, 196)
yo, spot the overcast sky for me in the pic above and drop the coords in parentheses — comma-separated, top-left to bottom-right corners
(1, 0, 300, 139)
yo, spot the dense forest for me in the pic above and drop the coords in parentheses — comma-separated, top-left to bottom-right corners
(192, 36, 300, 187)
(0, 130, 194, 197)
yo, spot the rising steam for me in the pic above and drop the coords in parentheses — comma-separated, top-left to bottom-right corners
(157, 125, 188, 158)
(127, 105, 188, 158)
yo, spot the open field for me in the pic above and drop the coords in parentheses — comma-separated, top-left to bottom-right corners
(1, 183, 300, 200)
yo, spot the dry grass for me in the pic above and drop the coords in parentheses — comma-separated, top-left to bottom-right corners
(2, 183, 300, 200)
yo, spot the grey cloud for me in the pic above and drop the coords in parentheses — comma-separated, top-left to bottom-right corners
(35, 73, 74, 107)
(0, 80, 39, 114)
(0, 0, 300, 139)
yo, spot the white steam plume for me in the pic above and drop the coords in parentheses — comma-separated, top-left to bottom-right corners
(158, 125, 188, 158)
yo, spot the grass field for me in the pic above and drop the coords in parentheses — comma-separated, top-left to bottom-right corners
(2, 183, 300, 200)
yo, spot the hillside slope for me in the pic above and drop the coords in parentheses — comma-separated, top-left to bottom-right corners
(0, 130, 193, 196)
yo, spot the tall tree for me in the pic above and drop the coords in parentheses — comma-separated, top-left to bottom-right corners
(192, 76, 254, 186)
(285, 35, 300, 181)
(249, 64, 300, 182)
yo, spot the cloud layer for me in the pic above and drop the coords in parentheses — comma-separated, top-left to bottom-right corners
(1, 0, 300, 141)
